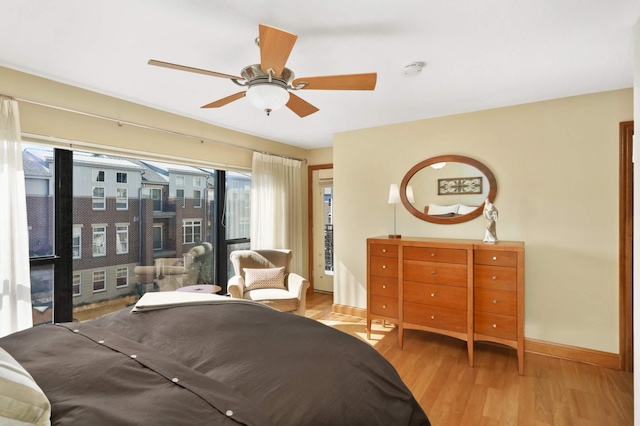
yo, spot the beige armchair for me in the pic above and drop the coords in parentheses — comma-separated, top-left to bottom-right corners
(228, 249, 310, 315)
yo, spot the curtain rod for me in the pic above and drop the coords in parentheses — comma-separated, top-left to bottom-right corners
(2, 93, 307, 163)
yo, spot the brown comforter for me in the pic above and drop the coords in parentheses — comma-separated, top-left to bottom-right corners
(0, 299, 430, 425)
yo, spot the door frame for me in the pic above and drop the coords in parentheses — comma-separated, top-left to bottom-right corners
(619, 120, 633, 372)
(307, 163, 333, 292)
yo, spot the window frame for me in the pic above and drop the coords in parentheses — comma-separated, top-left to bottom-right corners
(72, 226, 82, 259)
(115, 224, 129, 254)
(116, 187, 128, 210)
(72, 273, 82, 297)
(116, 267, 129, 288)
(92, 270, 106, 293)
(153, 224, 163, 251)
(92, 169, 105, 182)
(92, 225, 107, 257)
(92, 186, 106, 210)
(116, 172, 128, 183)
(193, 189, 202, 208)
(182, 219, 202, 244)
(176, 188, 185, 207)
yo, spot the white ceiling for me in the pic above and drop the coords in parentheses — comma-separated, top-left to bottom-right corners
(2, 0, 638, 149)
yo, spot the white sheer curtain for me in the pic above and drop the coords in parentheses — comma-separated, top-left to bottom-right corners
(250, 152, 303, 273)
(0, 98, 32, 338)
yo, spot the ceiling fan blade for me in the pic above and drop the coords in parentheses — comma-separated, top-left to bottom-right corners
(201, 91, 246, 108)
(259, 24, 298, 77)
(292, 73, 377, 90)
(286, 92, 319, 118)
(148, 59, 242, 80)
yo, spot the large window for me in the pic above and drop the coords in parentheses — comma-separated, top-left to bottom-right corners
(183, 219, 201, 244)
(92, 270, 106, 293)
(116, 267, 128, 288)
(92, 225, 106, 257)
(116, 225, 129, 254)
(153, 225, 163, 251)
(92, 187, 105, 210)
(72, 226, 82, 259)
(72, 273, 81, 297)
(92, 169, 105, 182)
(193, 190, 202, 208)
(24, 143, 251, 323)
(116, 188, 128, 210)
(142, 187, 162, 212)
(116, 172, 127, 183)
(176, 189, 185, 207)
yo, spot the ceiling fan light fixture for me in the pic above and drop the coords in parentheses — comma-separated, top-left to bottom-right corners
(246, 83, 290, 115)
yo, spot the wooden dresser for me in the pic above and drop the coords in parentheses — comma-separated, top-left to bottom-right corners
(366, 236, 525, 374)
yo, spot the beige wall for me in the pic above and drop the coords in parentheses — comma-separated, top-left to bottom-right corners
(334, 89, 633, 354)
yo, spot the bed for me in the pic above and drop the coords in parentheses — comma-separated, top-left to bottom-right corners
(0, 292, 430, 425)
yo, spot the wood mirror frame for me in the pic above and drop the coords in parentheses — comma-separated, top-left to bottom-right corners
(400, 154, 497, 224)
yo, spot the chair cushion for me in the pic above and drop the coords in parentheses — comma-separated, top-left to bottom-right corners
(243, 288, 299, 312)
(244, 267, 286, 291)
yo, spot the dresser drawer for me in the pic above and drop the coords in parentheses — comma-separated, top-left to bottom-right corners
(475, 250, 517, 267)
(370, 243, 398, 258)
(370, 295, 398, 318)
(404, 281, 466, 310)
(474, 265, 517, 291)
(404, 302, 466, 333)
(475, 311, 517, 340)
(475, 288, 516, 316)
(370, 256, 398, 277)
(404, 246, 467, 264)
(370, 276, 397, 298)
(404, 260, 467, 287)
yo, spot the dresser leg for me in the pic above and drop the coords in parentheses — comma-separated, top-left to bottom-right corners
(366, 318, 371, 340)
(468, 340, 474, 367)
(398, 325, 404, 349)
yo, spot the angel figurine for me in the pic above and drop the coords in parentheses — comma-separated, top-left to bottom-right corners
(483, 200, 498, 243)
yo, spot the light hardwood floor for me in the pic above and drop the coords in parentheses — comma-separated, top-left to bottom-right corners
(304, 291, 634, 425)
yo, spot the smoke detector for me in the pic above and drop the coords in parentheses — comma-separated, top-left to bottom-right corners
(402, 62, 425, 77)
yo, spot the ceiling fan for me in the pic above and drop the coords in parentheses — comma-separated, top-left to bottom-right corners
(148, 24, 377, 118)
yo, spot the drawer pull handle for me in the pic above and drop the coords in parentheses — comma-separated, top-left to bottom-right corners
(382, 265, 386, 269)
(382, 305, 387, 309)
(492, 324, 497, 328)
(431, 315, 435, 320)
(493, 256, 497, 261)
(382, 285, 387, 289)
(431, 271, 436, 275)
(382, 249, 387, 253)
(430, 253, 435, 257)
(492, 299, 497, 304)
(431, 293, 435, 297)
(492, 276, 497, 280)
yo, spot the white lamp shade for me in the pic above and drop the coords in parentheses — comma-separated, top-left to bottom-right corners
(431, 162, 447, 170)
(406, 185, 415, 203)
(246, 84, 290, 111)
(388, 184, 401, 204)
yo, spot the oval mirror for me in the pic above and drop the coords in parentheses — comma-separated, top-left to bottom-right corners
(400, 155, 497, 224)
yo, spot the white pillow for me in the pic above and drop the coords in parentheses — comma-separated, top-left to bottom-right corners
(0, 347, 51, 426)
(457, 204, 478, 215)
(427, 204, 459, 216)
